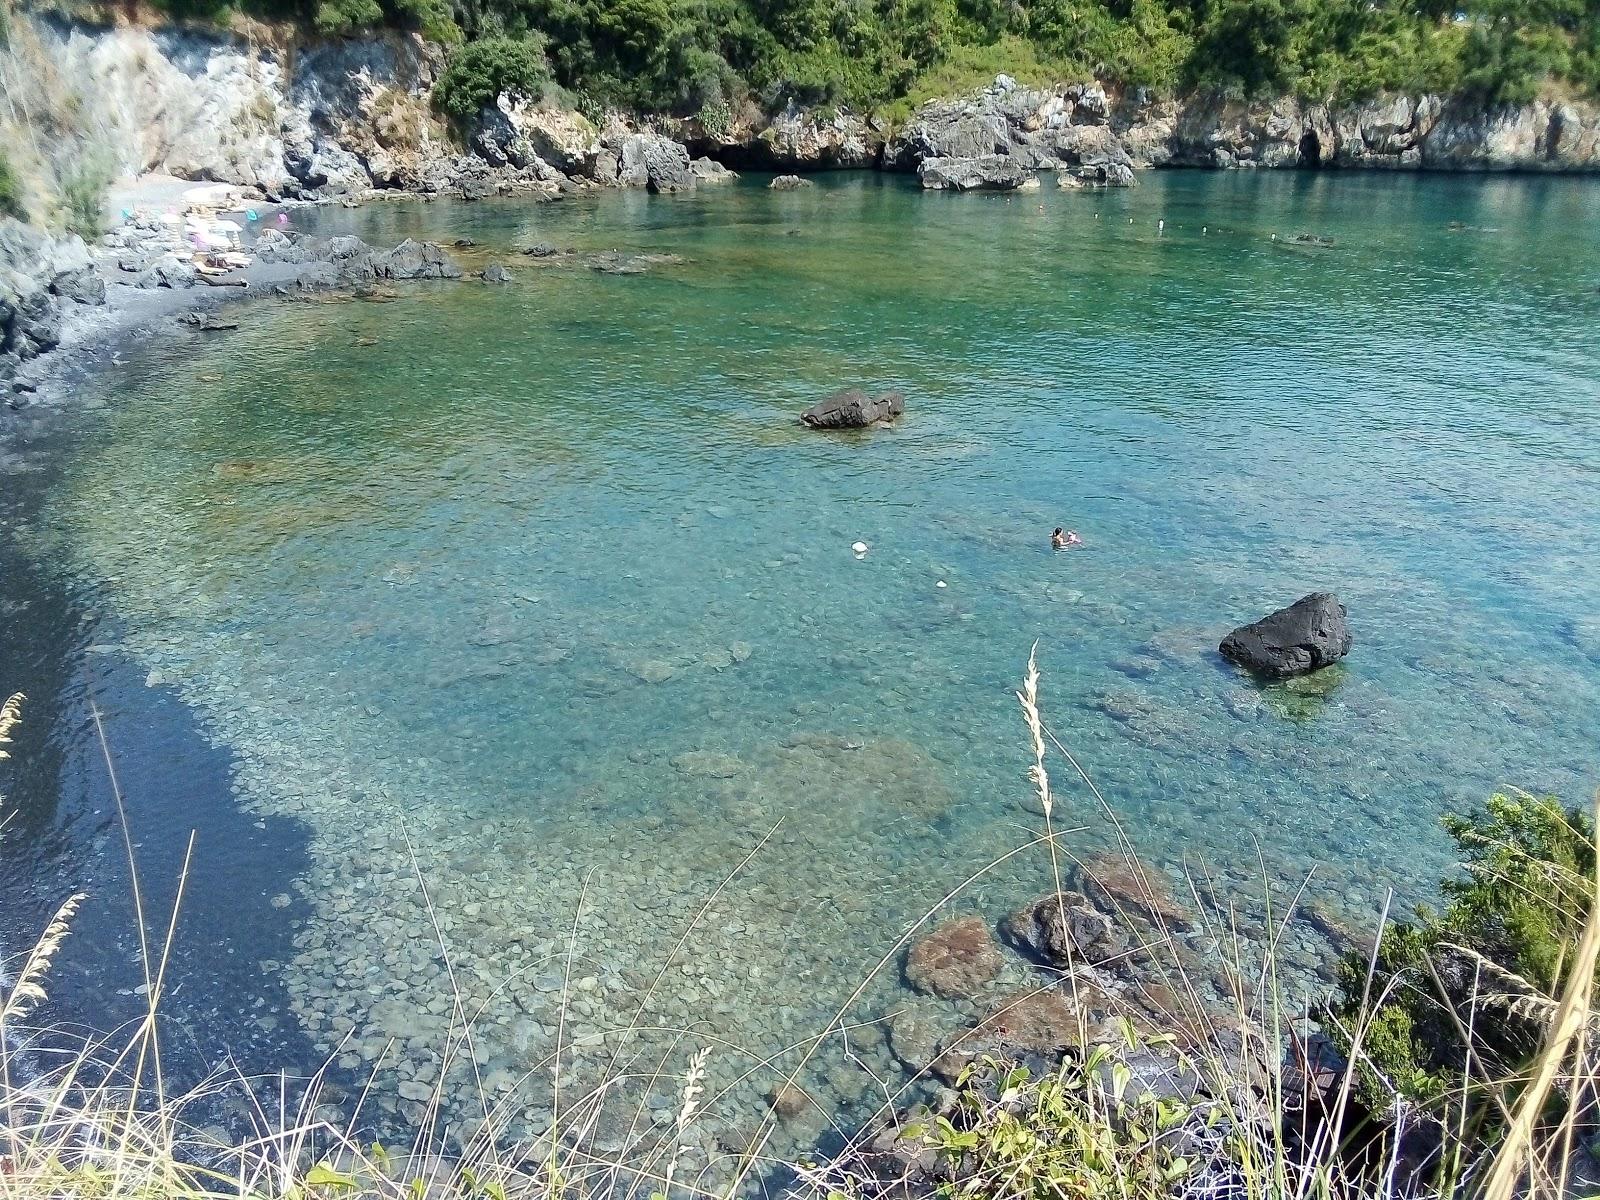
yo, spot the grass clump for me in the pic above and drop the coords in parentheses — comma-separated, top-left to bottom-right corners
(56, 154, 112, 239)
(0, 150, 25, 222)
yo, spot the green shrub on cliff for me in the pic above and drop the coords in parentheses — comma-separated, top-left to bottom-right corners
(433, 33, 551, 118)
(0, 150, 25, 221)
(1325, 792, 1597, 1119)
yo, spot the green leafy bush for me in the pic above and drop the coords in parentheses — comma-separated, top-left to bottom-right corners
(1325, 792, 1596, 1117)
(432, 34, 550, 118)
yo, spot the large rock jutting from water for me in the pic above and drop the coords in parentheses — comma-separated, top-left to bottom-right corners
(904, 916, 1004, 998)
(617, 132, 696, 193)
(1219, 592, 1353, 679)
(1000, 891, 1129, 968)
(918, 154, 1036, 191)
(800, 388, 905, 429)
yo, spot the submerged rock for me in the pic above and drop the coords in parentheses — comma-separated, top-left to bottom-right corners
(767, 1082, 811, 1118)
(934, 987, 1105, 1080)
(1220, 592, 1353, 679)
(904, 916, 1003, 998)
(480, 263, 512, 283)
(180, 312, 239, 331)
(800, 388, 905, 429)
(1073, 851, 1191, 927)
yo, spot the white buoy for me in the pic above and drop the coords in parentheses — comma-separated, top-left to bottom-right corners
(852, 541, 869, 556)
(936, 580, 947, 589)
(1129, 217, 1134, 224)
(1158, 219, 1165, 232)
(1202, 226, 1208, 234)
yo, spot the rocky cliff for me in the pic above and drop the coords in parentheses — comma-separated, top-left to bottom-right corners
(3, 9, 1595, 218)
(888, 75, 1600, 179)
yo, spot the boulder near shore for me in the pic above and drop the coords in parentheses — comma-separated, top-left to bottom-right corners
(1220, 592, 1353, 678)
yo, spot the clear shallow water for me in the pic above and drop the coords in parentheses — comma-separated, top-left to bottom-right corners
(7, 170, 1600, 1161)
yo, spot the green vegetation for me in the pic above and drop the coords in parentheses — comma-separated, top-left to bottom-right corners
(0, 148, 25, 221)
(898, 1045, 1204, 1200)
(1325, 791, 1596, 1129)
(76, 0, 1598, 118)
(58, 154, 111, 238)
(432, 33, 550, 117)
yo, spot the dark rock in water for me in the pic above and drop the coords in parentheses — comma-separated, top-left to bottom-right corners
(933, 987, 1109, 1082)
(180, 312, 239, 331)
(453, 237, 478, 248)
(521, 242, 560, 257)
(1220, 592, 1352, 679)
(919, 154, 1036, 191)
(768, 174, 812, 190)
(800, 388, 905, 429)
(1001, 891, 1128, 968)
(1058, 155, 1136, 188)
(480, 263, 512, 283)
(904, 916, 1003, 998)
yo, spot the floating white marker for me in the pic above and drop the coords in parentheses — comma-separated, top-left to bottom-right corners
(1202, 226, 1208, 234)
(936, 580, 948, 589)
(1129, 217, 1134, 224)
(1158, 219, 1165, 232)
(852, 541, 869, 556)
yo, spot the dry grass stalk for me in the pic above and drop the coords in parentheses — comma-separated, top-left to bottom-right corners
(1, 892, 86, 1022)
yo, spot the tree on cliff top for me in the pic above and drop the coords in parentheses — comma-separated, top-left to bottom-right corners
(433, 33, 551, 117)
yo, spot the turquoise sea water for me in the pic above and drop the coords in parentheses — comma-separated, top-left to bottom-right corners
(5, 170, 1600, 1161)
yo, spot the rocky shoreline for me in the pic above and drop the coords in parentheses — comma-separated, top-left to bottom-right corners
(5, 5, 1600, 396)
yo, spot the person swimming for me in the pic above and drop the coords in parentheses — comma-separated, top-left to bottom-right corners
(1052, 527, 1083, 550)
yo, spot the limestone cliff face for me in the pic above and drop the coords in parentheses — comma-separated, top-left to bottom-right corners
(1116, 86, 1600, 171)
(4, 11, 1596, 207)
(903, 76, 1600, 175)
(1, 13, 454, 197)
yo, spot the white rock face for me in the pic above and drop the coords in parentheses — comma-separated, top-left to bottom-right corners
(12, 16, 449, 195)
(892, 78, 1600, 176)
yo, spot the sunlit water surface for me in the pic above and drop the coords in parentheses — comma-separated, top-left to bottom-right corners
(4, 170, 1600, 1163)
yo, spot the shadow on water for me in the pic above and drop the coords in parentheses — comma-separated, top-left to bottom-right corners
(0, 408, 318, 1120)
